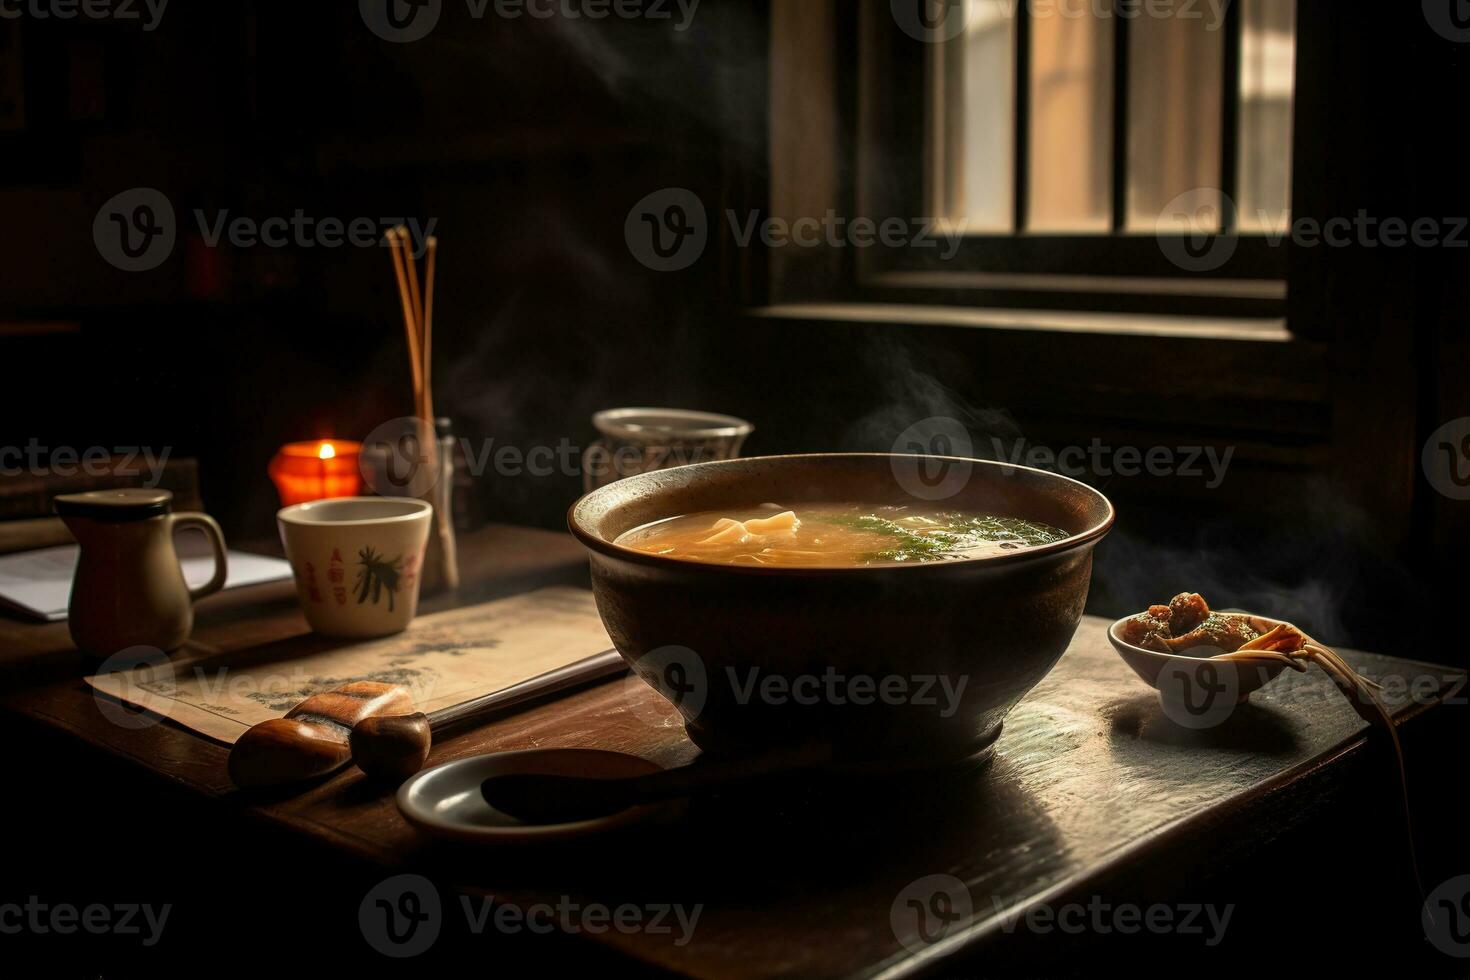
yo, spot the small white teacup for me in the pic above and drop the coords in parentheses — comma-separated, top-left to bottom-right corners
(277, 497, 433, 638)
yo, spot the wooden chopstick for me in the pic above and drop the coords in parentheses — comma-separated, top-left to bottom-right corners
(386, 227, 424, 417)
(421, 235, 437, 425)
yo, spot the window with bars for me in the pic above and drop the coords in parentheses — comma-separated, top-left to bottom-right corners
(928, 0, 1295, 235)
(855, 0, 1298, 309)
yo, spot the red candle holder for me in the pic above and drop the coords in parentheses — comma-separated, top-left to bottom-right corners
(268, 440, 363, 506)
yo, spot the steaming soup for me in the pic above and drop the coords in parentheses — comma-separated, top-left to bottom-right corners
(615, 504, 1069, 567)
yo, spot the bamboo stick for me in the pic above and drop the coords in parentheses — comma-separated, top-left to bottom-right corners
(386, 228, 424, 415)
(422, 235, 437, 424)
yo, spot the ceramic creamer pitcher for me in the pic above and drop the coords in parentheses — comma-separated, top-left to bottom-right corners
(55, 489, 228, 658)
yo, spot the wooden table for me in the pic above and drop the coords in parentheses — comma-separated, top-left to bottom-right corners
(1, 525, 1465, 976)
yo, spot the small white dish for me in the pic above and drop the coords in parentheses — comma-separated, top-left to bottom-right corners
(397, 748, 672, 844)
(1108, 611, 1294, 719)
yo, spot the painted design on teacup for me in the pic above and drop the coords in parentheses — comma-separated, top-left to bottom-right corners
(353, 546, 405, 611)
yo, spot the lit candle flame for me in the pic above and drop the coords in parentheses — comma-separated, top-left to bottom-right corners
(318, 442, 336, 460)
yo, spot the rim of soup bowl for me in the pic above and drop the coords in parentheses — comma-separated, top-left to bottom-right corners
(278, 496, 433, 527)
(568, 453, 1115, 575)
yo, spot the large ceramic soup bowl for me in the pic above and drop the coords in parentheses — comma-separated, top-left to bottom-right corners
(569, 454, 1114, 769)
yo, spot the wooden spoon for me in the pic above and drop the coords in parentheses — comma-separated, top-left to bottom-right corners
(228, 649, 625, 788)
(349, 649, 626, 781)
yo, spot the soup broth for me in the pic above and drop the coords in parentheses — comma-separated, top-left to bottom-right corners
(615, 503, 1069, 567)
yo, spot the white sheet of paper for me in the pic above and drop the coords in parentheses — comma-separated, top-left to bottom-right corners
(0, 543, 293, 622)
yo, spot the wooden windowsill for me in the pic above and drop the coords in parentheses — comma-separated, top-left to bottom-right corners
(748, 303, 1294, 343)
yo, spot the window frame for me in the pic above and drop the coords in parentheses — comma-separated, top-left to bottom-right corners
(822, 0, 1293, 320)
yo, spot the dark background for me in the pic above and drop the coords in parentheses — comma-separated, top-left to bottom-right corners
(1, 0, 1467, 663)
(2, 3, 1470, 977)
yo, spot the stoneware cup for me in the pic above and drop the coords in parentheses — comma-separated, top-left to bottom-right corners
(277, 497, 432, 638)
(583, 407, 753, 493)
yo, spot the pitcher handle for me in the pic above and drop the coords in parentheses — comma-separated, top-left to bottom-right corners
(171, 512, 229, 602)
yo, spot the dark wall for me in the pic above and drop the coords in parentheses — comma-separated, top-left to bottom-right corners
(0, 1, 767, 535)
(2, 2, 1467, 662)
